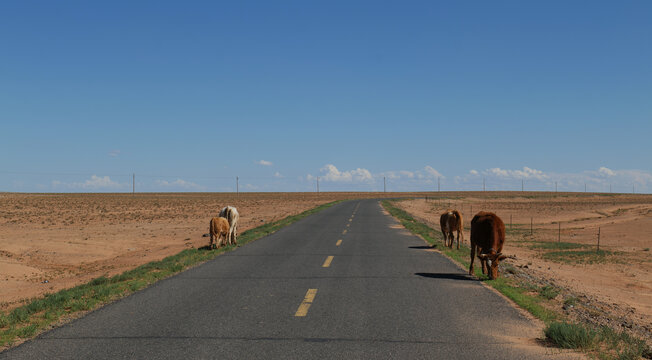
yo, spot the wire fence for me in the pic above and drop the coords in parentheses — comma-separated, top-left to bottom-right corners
(0, 171, 648, 194)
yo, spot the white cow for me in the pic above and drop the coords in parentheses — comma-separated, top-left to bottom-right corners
(219, 206, 239, 246)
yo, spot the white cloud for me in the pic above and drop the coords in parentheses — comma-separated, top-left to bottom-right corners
(108, 150, 120, 157)
(382, 170, 413, 180)
(381, 166, 442, 181)
(256, 160, 273, 166)
(273, 172, 283, 178)
(598, 167, 616, 177)
(483, 166, 548, 181)
(155, 179, 205, 190)
(52, 175, 127, 190)
(422, 165, 443, 179)
(470, 169, 479, 175)
(309, 164, 374, 183)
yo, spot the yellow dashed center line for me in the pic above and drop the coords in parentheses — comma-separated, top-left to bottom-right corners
(336, 239, 342, 246)
(322, 255, 334, 267)
(294, 289, 318, 317)
(342, 229, 347, 235)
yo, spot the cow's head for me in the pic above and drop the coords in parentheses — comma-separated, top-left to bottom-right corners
(478, 251, 507, 279)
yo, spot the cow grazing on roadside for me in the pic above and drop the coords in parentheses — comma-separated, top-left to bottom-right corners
(469, 211, 507, 279)
(209, 217, 230, 249)
(440, 209, 464, 249)
(219, 206, 239, 246)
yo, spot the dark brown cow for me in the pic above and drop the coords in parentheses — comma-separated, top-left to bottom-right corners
(469, 211, 506, 279)
(440, 209, 463, 249)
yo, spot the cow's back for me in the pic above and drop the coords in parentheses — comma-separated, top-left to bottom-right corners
(219, 206, 239, 225)
(440, 210, 455, 231)
(470, 212, 505, 253)
(217, 217, 229, 235)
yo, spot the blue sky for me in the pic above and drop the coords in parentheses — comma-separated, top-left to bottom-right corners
(1, 1, 651, 192)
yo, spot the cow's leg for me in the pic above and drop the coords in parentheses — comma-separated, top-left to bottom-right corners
(481, 257, 488, 275)
(233, 224, 238, 245)
(469, 244, 476, 275)
(441, 230, 446, 247)
(210, 234, 214, 249)
(456, 230, 460, 250)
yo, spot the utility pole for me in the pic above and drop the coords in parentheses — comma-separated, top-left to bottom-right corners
(584, 183, 587, 192)
(236, 176, 239, 195)
(555, 181, 557, 193)
(522, 179, 524, 192)
(558, 221, 561, 243)
(317, 177, 320, 193)
(383, 176, 386, 193)
(132, 173, 135, 194)
(438, 176, 440, 192)
(483, 177, 486, 192)
(610, 184, 612, 193)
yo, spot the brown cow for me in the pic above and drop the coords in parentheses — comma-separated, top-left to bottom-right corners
(469, 211, 507, 279)
(209, 217, 230, 249)
(440, 209, 463, 249)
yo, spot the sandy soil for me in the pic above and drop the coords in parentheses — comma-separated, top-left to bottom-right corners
(394, 192, 652, 342)
(0, 192, 427, 311)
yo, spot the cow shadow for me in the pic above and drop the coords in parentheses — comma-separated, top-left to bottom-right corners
(414, 272, 477, 281)
(409, 245, 437, 250)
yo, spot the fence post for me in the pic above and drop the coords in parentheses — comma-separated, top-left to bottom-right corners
(558, 221, 561, 243)
(510, 214, 512, 230)
(597, 227, 601, 252)
(530, 217, 533, 235)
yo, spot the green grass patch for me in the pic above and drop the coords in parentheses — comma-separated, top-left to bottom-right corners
(545, 322, 651, 359)
(542, 249, 618, 264)
(530, 241, 588, 250)
(563, 296, 578, 308)
(489, 278, 558, 323)
(545, 321, 597, 349)
(598, 326, 651, 360)
(538, 285, 560, 300)
(0, 200, 342, 348)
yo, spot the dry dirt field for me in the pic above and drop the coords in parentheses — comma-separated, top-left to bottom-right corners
(394, 192, 652, 342)
(0, 192, 426, 311)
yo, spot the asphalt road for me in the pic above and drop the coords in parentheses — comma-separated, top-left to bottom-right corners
(1, 199, 571, 359)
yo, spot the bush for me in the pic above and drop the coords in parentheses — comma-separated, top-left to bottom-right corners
(545, 321, 596, 349)
(539, 285, 560, 300)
